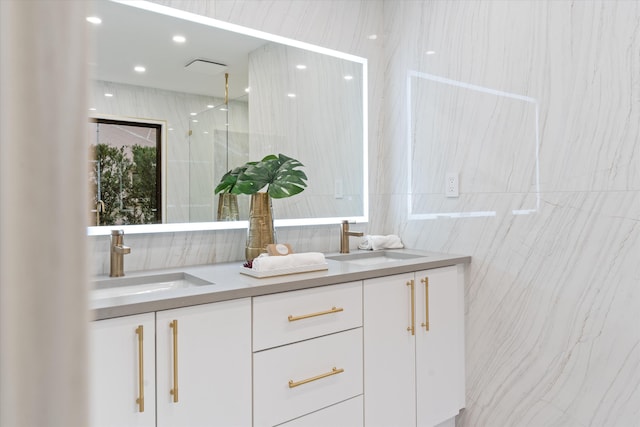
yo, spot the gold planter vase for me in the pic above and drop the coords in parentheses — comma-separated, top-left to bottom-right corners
(246, 192, 275, 261)
(217, 193, 239, 221)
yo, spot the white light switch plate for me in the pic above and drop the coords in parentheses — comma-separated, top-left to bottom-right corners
(446, 173, 459, 197)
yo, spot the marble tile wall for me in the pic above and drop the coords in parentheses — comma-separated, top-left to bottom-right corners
(383, 1, 640, 425)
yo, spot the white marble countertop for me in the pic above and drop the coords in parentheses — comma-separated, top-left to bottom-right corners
(90, 248, 471, 320)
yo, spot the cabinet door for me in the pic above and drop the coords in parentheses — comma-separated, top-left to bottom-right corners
(363, 273, 416, 427)
(156, 298, 252, 427)
(415, 265, 465, 427)
(89, 313, 156, 427)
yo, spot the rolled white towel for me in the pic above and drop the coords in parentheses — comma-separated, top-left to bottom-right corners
(358, 235, 404, 251)
(251, 252, 327, 272)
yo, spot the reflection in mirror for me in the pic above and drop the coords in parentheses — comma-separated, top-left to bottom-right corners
(189, 94, 250, 222)
(88, 117, 164, 226)
(87, 0, 367, 235)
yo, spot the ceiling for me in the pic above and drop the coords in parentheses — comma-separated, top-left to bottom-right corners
(88, 1, 266, 99)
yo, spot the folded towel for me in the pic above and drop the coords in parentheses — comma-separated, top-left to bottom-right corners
(358, 235, 404, 251)
(251, 252, 327, 272)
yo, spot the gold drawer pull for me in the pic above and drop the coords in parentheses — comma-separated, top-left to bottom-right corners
(135, 325, 144, 413)
(288, 367, 345, 388)
(288, 306, 344, 322)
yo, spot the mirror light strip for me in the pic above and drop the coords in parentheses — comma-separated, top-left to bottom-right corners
(111, 0, 366, 63)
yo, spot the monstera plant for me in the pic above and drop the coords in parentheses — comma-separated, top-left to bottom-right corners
(234, 153, 308, 197)
(214, 162, 254, 195)
(215, 153, 308, 261)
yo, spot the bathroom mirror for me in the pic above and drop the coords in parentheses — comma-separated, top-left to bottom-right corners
(87, 0, 367, 235)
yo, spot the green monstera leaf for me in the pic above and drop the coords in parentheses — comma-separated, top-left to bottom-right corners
(214, 162, 256, 194)
(234, 154, 308, 199)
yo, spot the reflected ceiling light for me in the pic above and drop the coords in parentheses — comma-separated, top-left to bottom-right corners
(169, 128, 174, 131)
(204, 131, 209, 134)
(207, 104, 214, 109)
(244, 87, 250, 93)
(190, 112, 197, 116)
(425, 50, 436, 55)
(173, 35, 186, 43)
(344, 75, 354, 80)
(134, 65, 146, 73)
(89, 107, 96, 111)
(86, 16, 102, 24)
(296, 64, 307, 70)
(287, 93, 296, 98)
(367, 34, 377, 40)
(104, 93, 113, 97)
(192, 119, 198, 123)
(219, 107, 228, 111)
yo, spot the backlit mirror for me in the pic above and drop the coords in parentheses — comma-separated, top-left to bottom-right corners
(87, 0, 367, 235)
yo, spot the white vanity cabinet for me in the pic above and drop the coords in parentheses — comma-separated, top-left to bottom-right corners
(363, 265, 465, 427)
(90, 313, 156, 427)
(252, 282, 364, 427)
(89, 298, 252, 427)
(155, 299, 252, 427)
(90, 254, 469, 427)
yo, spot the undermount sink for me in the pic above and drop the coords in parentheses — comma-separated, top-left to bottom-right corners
(92, 272, 213, 300)
(326, 250, 425, 266)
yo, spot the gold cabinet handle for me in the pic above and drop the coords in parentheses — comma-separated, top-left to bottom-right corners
(288, 306, 344, 322)
(406, 280, 415, 335)
(288, 367, 344, 388)
(420, 277, 430, 331)
(135, 325, 144, 413)
(169, 320, 179, 402)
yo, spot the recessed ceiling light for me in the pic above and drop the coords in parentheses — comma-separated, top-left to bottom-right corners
(244, 87, 251, 93)
(425, 50, 436, 55)
(207, 104, 214, 109)
(88, 107, 96, 111)
(169, 128, 174, 131)
(86, 16, 102, 25)
(344, 75, 354, 81)
(296, 64, 307, 70)
(134, 65, 146, 73)
(219, 107, 228, 111)
(104, 93, 113, 97)
(173, 35, 186, 43)
(204, 131, 209, 134)
(192, 119, 198, 123)
(190, 112, 197, 116)
(287, 93, 296, 98)
(367, 34, 377, 40)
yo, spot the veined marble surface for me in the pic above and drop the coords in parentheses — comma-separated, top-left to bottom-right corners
(88, 0, 639, 426)
(384, 1, 640, 426)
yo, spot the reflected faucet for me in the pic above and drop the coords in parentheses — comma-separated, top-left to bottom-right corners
(110, 229, 131, 277)
(340, 220, 364, 254)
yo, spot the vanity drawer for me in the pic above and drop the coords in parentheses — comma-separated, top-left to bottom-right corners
(252, 281, 362, 351)
(278, 395, 363, 427)
(253, 328, 363, 427)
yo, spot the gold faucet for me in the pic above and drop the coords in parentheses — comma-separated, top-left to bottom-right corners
(110, 229, 131, 277)
(340, 220, 364, 254)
